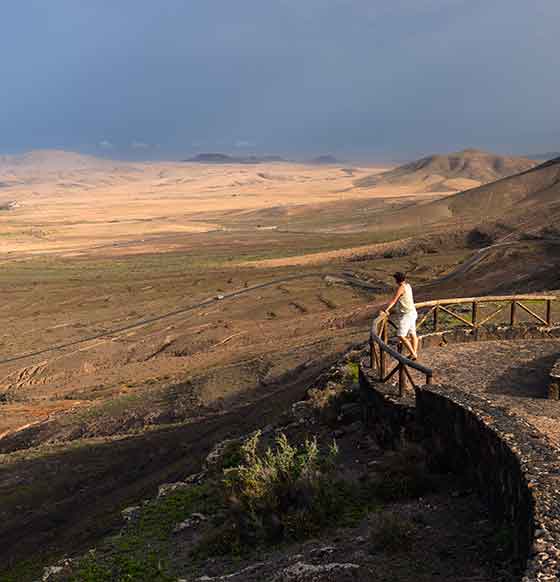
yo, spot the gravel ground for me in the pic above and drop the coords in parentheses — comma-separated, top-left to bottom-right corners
(419, 339, 560, 446)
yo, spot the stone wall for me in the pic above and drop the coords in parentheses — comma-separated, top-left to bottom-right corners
(358, 365, 417, 449)
(358, 368, 560, 580)
(549, 359, 560, 400)
(415, 385, 560, 580)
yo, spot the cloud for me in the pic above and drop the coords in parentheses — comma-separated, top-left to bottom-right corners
(98, 139, 113, 149)
(131, 140, 151, 150)
(234, 140, 256, 149)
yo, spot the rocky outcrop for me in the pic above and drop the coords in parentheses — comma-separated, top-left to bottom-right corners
(192, 560, 367, 582)
(272, 561, 364, 581)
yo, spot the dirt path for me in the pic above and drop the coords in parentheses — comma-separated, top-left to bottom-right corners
(420, 339, 560, 445)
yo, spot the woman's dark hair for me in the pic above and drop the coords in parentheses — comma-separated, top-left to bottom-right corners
(393, 272, 406, 283)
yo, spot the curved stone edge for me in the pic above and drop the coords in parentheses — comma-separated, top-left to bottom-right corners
(416, 384, 560, 581)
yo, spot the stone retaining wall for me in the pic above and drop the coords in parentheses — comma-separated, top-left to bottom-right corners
(549, 359, 560, 400)
(358, 365, 417, 449)
(359, 369, 560, 580)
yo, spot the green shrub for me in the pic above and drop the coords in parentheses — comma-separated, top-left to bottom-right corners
(221, 431, 339, 544)
(216, 441, 245, 472)
(345, 362, 360, 386)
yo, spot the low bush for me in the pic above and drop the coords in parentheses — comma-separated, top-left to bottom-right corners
(192, 431, 345, 556)
(466, 227, 494, 248)
(383, 248, 409, 258)
(345, 362, 360, 386)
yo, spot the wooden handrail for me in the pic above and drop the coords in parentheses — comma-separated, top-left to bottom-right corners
(368, 294, 557, 397)
(370, 313, 433, 396)
(415, 295, 557, 309)
(370, 319, 432, 375)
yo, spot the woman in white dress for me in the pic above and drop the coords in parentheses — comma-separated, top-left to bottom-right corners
(380, 272, 419, 360)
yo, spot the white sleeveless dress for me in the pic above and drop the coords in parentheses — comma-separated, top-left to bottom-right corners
(395, 283, 417, 336)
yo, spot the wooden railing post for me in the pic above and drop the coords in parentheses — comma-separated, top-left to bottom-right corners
(398, 363, 405, 397)
(380, 320, 387, 380)
(510, 301, 517, 326)
(472, 301, 478, 327)
(433, 305, 439, 332)
(546, 300, 552, 326)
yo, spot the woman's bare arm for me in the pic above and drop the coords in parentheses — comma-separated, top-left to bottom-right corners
(382, 284, 404, 313)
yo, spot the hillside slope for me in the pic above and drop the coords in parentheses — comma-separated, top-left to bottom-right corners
(446, 156, 560, 221)
(368, 156, 560, 236)
(354, 149, 537, 193)
(0, 149, 114, 172)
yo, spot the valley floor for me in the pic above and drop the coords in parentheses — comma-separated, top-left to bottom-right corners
(0, 158, 559, 579)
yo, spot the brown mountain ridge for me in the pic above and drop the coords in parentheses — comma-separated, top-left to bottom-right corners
(366, 155, 560, 237)
(354, 148, 537, 193)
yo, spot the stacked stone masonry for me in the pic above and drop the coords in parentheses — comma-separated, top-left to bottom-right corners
(359, 369, 560, 581)
(550, 359, 560, 400)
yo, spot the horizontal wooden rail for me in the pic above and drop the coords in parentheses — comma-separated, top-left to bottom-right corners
(369, 294, 558, 397)
(415, 295, 557, 334)
(414, 295, 557, 309)
(370, 314, 433, 396)
(370, 323, 432, 376)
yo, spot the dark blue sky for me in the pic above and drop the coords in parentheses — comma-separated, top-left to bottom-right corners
(1, 0, 558, 160)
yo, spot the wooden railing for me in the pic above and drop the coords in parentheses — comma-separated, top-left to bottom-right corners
(415, 295, 556, 333)
(370, 313, 433, 397)
(370, 295, 557, 397)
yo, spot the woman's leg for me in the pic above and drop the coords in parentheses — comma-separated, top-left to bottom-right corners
(398, 335, 417, 358)
(410, 331, 419, 358)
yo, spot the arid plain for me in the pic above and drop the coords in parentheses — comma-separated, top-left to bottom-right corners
(0, 154, 420, 256)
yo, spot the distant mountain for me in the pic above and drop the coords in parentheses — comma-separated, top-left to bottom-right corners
(185, 153, 286, 164)
(525, 152, 560, 162)
(309, 155, 339, 165)
(442, 155, 560, 223)
(354, 149, 537, 193)
(0, 149, 116, 173)
(370, 155, 560, 236)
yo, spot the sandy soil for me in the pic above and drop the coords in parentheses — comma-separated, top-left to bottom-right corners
(237, 238, 416, 267)
(0, 158, 457, 258)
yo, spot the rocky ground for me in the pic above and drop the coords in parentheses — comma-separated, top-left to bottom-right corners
(418, 338, 560, 446)
(35, 355, 517, 582)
